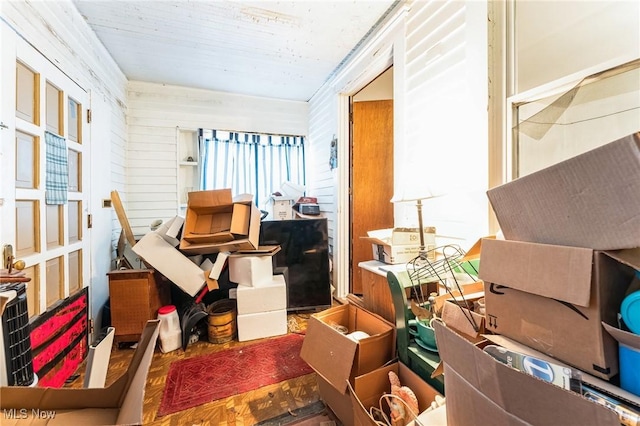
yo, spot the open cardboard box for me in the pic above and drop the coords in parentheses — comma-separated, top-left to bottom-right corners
(300, 303, 396, 424)
(179, 190, 261, 255)
(348, 361, 443, 426)
(0, 316, 160, 425)
(487, 132, 640, 250)
(479, 237, 640, 379)
(433, 321, 622, 426)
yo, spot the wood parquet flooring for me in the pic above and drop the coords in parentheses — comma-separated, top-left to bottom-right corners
(68, 313, 326, 425)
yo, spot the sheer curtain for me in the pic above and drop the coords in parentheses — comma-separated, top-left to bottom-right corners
(199, 129, 306, 210)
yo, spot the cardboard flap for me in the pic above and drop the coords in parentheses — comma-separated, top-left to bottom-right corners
(300, 315, 358, 394)
(486, 133, 640, 251)
(604, 247, 640, 272)
(479, 238, 593, 307)
(602, 322, 640, 349)
(133, 232, 206, 296)
(187, 189, 233, 207)
(434, 322, 620, 426)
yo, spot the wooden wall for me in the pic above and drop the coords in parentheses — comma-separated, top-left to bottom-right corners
(125, 81, 309, 236)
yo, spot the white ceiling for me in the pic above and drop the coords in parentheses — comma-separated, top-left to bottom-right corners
(72, 0, 397, 102)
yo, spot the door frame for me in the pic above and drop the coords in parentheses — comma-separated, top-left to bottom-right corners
(333, 20, 408, 299)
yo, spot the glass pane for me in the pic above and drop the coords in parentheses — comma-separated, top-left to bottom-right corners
(46, 204, 63, 249)
(68, 201, 81, 243)
(69, 250, 82, 293)
(46, 256, 63, 307)
(16, 61, 38, 124)
(68, 149, 80, 192)
(515, 60, 640, 177)
(16, 200, 39, 257)
(46, 82, 62, 135)
(16, 131, 38, 189)
(23, 265, 39, 318)
(67, 98, 81, 143)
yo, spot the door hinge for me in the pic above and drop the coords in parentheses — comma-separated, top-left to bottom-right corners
(87, 109, 92, 124)
(87, 214, 93, 229)
(89, 318, 94, 334)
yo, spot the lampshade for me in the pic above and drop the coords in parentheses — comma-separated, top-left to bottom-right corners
(390, 185, 443, 203)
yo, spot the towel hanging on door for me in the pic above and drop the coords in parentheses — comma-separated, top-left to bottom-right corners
(45, 131, 68, 205)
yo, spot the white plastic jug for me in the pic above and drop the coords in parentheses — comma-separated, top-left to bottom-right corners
(157, 305, 182, 353)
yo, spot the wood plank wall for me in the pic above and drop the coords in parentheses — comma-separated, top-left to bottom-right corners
(125, 81, 309, 236)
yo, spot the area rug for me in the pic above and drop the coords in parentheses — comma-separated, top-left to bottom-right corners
(157, 333, 313, 416)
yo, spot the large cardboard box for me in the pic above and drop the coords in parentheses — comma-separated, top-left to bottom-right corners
(348, 361, 442, 426)
(300, 303, 396, 423)
(300, 304, 396, 394)
(479, 237, 640, 379)
(433, 321, 621, 426)
(487, 132, 640, 250)
(179, 190, 261, 254)
(0, 319, 160, 425)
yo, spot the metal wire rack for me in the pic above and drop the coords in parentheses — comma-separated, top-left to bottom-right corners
(405, 244, 480, 331)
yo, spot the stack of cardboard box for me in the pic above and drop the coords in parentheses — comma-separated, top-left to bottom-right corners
(435, 132, 640, 425)
(229, 253, 288, 341)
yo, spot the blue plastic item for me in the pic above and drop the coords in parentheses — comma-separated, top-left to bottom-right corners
(619, 344, 640, 397)
(621, 290, 640, 335)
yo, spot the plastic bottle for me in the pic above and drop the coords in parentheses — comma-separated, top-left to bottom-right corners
(157, 305, 182, 353)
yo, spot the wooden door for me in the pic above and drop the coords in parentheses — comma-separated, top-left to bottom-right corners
(1, 30, 91, 318)
(350, 100, 394, 294)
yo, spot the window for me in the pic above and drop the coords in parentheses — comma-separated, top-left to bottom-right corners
(199, 129, 306, 211)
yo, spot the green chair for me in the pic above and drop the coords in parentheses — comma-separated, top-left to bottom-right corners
(387, 269, 445, 394)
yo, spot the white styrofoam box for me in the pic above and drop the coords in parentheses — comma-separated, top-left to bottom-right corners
(236, 275, 286, 315)
(228, 255, 274, 287)
(237, 309, 287, 342)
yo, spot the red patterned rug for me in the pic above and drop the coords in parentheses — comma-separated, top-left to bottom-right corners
(157, 333, 313, 417)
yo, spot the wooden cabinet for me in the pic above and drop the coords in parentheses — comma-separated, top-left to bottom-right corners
(361, 265, 395, 323)
(107, 269, 170, 343)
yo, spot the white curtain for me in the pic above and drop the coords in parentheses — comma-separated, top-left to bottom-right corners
(199, 129, 306, 210)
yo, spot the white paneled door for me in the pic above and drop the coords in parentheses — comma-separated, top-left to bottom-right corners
(1, 27, 91, 318)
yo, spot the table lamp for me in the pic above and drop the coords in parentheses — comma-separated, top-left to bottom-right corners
(390, 187, 441, 260)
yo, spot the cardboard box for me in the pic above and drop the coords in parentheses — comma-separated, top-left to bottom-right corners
(300, 303, 396, 394)
(236, 308, 287, 342)
(317, 375, 354, 426)
(433, 321, 621, 426)
(487, 132, 640, 250)
(179, 190, 261, 255)
(348, 361, 442, 426)
(362, 228, 436, 264)
(485, 332, 640, 409)
(270, 197, 295, 220)
(236, 275, 286, 314)
(182, 190, 250, 244)
(0, 320, 160, 425)
(479, 237, 640, 379)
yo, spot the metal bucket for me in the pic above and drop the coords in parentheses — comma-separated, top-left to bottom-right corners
(207, 299, 237, 344)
